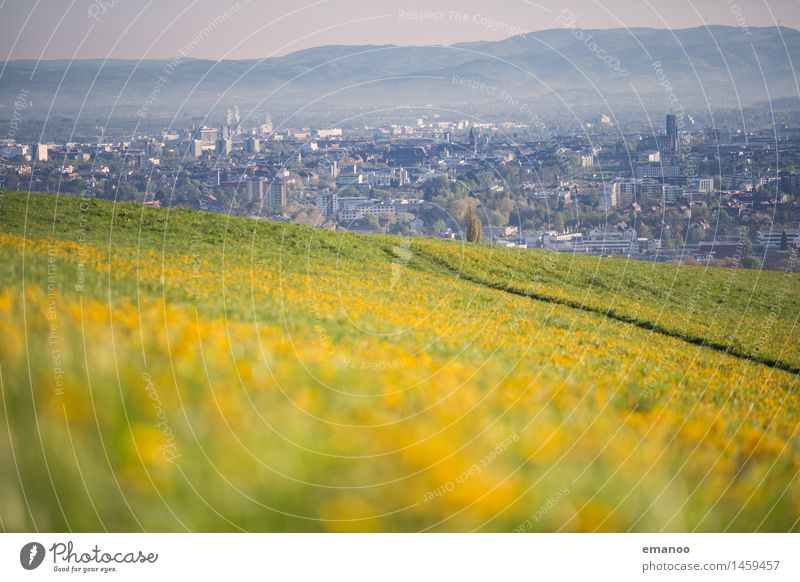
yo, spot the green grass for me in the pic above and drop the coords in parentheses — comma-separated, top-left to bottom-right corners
(0, 190, 798, 532)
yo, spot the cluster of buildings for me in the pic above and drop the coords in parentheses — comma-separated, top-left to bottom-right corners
(245, 175, 288, 211)
(597, 177, 713, 208)
(536, 228, 650, 256)
(502, 224, 799, 261)
(315, 192, 423, 224)
(2, 111, 799, 268)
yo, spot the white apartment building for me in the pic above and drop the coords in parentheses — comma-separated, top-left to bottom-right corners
(336, 173, 364, 186)
(315, 128, 343, 139)
(571, 228, 647, 256)
(756, 228, 799, 249)
(337, 199, 423, 222)
(635, 165, 683, 179)
(35, 143, 48, 162)
(698, 178, 714, 193)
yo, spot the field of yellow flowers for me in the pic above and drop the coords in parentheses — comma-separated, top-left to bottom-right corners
(0, 191, 798, 532)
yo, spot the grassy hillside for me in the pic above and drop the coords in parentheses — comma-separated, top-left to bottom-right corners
(0, 190, 798, 532)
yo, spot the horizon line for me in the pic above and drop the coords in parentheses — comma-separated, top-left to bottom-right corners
(2, 24, 797, 63)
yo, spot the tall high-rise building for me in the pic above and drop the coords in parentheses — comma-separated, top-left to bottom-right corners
(613, 180, 641, 206)
(323, 159, 339, 179)
(698, 178, 714, 193)
(249, 175, 288, 211)
(245, 137, 260, 154)
(216, 138, 232, 156)
(666, 114, 678, 153)
(265, 176, 287, 212)
(194, 126, 218, 146)
(35, 143, 48, 162)
(316, 191, 338, 216)
(246, 177, 266, 204)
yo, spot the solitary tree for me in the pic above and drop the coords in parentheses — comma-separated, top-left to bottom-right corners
(554, 212, 565, 234)
(466, 206, 482, 243)
(742, 232, 753, 256)
(741, 255, 762, 270)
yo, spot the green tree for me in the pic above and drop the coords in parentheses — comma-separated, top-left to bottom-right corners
(421, 176, 450, 201)
(742, 232, 753, 256)
(554, 212, 565, 233)
(116, 183, 141, 202)
(741, 255, 762, 270)
(430, 219, 446, 236)
(466, 206, 482, 243)
(688, 228, 706, 243)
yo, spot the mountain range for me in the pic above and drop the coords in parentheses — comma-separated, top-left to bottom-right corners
(1, 26, 799, 121)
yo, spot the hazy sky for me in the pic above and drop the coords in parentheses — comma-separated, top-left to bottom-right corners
(1, 0, 796, 61)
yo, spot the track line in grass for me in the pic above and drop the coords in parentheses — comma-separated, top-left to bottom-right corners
(413, 247, 800, 377)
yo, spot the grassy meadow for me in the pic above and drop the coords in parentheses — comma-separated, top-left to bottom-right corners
(0, 190, 798, 532)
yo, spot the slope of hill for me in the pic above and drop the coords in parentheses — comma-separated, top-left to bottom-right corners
(0, 191, 798, 532)
(2, 26, 799, 116)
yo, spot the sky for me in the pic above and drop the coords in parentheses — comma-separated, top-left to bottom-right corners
(0, 0, 797, 61)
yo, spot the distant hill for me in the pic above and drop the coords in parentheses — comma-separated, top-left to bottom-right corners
(1, 26, 799, 119)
